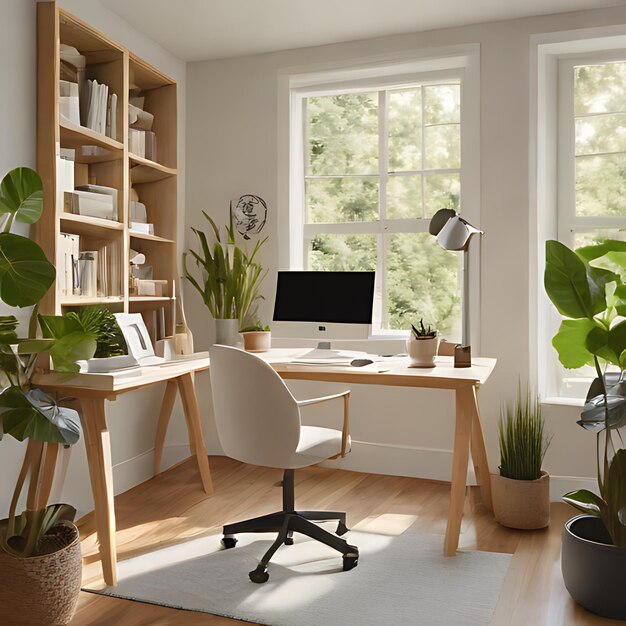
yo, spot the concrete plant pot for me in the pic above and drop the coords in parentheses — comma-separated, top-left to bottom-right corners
(562, 515, 626, 620)
(214, 318, 240, 346)
(406, 335, 439, 368)
(491, 470, 550, 529)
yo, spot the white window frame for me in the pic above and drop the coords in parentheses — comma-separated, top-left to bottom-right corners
(277, 45, 481, 341)
(532, 27, 626, 403)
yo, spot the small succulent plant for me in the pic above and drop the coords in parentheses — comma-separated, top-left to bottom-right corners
(410, 319, 437, 339)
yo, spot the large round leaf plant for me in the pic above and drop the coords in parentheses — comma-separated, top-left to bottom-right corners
(545, 239, 626, 546)
(0, 167, 97, 558)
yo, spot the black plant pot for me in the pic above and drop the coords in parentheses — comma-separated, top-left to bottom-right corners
(562, 515, 626, 620)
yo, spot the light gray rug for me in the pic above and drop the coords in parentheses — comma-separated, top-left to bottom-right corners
(84, 530, 511, 625)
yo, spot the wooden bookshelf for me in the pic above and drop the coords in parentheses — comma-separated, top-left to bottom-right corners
(35, 2, 179, 339)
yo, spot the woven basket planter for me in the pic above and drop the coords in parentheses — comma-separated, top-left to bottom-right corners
(491, 471, 550, 530)
(0, 522, 82, 625)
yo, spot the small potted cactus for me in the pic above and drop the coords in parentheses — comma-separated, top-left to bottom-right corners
(240, 321, 271, 352)
(406, 319, 439, 367)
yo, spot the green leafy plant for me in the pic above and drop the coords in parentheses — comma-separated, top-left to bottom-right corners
(183, 210, 268, 326)
(0, 167, 97, 558)
(498, 383, 551, 481)
(544, 238, 626, 546)
(240, 321, 270, 333)
(410, 319, 437, 339)
(73, 306, 127, 358)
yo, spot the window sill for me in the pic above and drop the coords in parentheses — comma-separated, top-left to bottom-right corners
(541, 396, 585, 408)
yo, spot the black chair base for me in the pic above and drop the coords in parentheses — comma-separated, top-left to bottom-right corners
(221, 469, 359, 583)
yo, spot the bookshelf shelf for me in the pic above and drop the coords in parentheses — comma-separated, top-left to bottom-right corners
(36, 3, 179, 341)
(60, 118, 124, 153)
(61, 213, 124, 237)
(129, 232, 174, 243)
(129, 154, 177, 183)
(61, 296, 124, 307)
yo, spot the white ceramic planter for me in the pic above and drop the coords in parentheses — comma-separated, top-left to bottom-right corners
(242, 331, 271, 352)
(214, 318, 240, 346)
(406, 335, 439, 368)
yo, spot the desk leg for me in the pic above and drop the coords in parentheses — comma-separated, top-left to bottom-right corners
(153, 380, 178, 476)
(444, 385, 473, 557)
(81, 398, 117, 586)
(469, 385, 493, 511)
(176, 373, 213, 495)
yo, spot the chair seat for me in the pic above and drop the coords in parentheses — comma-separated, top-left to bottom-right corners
(290, 426, 351, 468)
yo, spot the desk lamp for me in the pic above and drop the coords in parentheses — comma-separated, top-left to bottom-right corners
(429, 209, 483, 368)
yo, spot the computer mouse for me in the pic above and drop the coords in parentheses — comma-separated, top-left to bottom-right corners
(351, 358, 374, 367)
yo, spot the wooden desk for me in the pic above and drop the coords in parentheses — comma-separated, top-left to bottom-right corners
(266, 351, 496, 558)
(34, 351, 495, 585)
(33, 357, 213, 587)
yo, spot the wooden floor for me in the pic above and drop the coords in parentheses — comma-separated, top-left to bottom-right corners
(71, 456, 618, 625)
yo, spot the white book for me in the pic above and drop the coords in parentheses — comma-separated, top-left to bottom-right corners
(100, 84, 109, 135)
(108, 93, 117, 140)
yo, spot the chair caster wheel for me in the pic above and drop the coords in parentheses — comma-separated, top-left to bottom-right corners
(221, 536, 237, 549)
(285, 537, 294, 545)
(249, 565, 270, 583)
(343, 547, 359, 571)
(336, 521, 349, 536)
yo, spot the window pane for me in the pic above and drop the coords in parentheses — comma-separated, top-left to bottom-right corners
(575, 154, 626, 217)
(388, 88, 421, 171)
(575, 113, 626, 155)
(424, 173, 460, 218)
(387, 174, 422, 219)
(306, 176, 378, 223)
(574, 229, 626, 248)
(424, 84, 460, 125)
(385, 232, 461, 340)
(425, 124, 460, 169)
(308, 234, 377, 271)
(307, 93, 378, 176)
(575, 62, 626, 115)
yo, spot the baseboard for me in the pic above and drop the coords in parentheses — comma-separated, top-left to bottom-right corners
(111, 443, 191, 495)
(321, 440, 477, 485)
(549, 475, 598, 501)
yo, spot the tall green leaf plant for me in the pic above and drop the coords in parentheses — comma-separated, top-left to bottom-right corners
(545, 238, 626, 546)
(183, 210, 268, 327)
(0, 167, 97, 558)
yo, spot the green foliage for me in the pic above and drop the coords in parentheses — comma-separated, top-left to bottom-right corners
(544, 237, 626, 546)
(0, 167, 44, 226)
(0, 504, 76, 558)
(38, 314, 97, 373)
(240, 321, 270, 332)
(72, 306, 127, 358)
(498, 384, 551, 481)
(410, 319, 437, 338)
(184, 211, 267, 326)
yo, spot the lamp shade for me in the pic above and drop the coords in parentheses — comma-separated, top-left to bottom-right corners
(429, 209, 482, 252)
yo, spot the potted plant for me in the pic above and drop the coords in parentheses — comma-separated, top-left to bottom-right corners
(544, 238, 626, 620)
(406, 319, 439, 367)
(184, 210, 267, 346)
(0, 167, 97, 625)
(240, 321, 271, 352)
(491, 384, 551, 529)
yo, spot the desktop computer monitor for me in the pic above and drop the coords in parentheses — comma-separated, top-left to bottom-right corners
(272, 271, 375, 340)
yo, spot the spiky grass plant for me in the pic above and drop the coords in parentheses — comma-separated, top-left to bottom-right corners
(498, 384, 551, 481)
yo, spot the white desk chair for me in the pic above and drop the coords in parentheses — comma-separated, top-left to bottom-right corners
(209, 344, 359, 583)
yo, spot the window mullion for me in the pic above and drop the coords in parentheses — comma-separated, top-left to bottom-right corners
(378, 90, 388, 331)
(420, 84, 426, 219)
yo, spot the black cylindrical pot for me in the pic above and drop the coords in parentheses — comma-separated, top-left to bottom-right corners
(562, 515, 626, 620)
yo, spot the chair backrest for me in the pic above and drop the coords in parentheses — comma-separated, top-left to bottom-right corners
(209, 345, 302, 468)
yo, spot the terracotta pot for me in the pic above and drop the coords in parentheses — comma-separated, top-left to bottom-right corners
(0, 522, 82, 625)
(242, 331, 271, 352)
(406, 335, 439, 367)
(491, 470, 550, 529)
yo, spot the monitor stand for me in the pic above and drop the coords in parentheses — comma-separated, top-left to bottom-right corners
(317, 341, 331, 350)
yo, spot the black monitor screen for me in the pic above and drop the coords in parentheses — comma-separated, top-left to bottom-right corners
(273, 271, 375, 325)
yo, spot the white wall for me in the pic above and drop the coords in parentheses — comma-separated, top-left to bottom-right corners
(0, 0, 190, 518)
(186, 4, 626, 496)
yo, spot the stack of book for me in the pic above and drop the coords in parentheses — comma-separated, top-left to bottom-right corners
(82, 79, 118, 140)
(58, 233, 122, 299)
(128, 96, 156, 160)
(64, 184, 118, 222)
